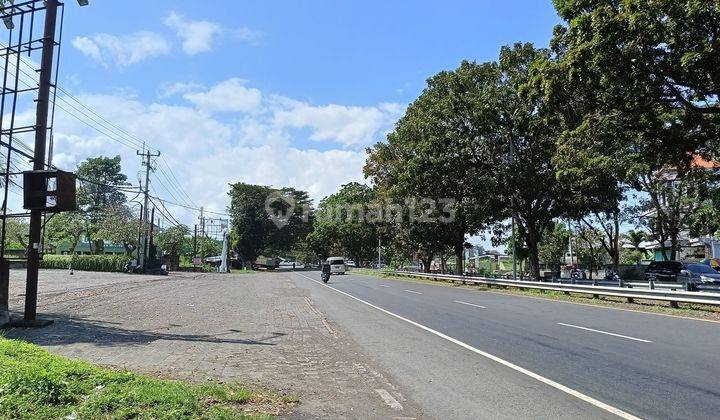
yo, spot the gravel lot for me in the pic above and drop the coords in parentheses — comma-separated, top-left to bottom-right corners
(4, 269, 421, 419)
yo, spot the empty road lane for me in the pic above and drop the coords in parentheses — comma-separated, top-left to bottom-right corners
(293, 270, 720, 420)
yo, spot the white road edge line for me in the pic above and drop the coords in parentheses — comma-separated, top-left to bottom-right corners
(375, 389, 403, 411)
(557, 322, 653, 343)
(404, 290, 422, 295)
(295, 272, 640, 420)
(454, 300, 487, 309)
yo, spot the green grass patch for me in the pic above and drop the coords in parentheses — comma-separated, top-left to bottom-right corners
(0, 337, 294, 419)
(347, 267, 394, 277)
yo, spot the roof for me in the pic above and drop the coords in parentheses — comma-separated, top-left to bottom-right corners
(691, 154, 720, 169)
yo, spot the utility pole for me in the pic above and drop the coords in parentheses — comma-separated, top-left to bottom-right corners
(137, 148, 160, 270)
(199, 207, 205, 238)
(24, 0, 59, 323)
(193, 224, 198, 255)
(378, 237, 381, 268)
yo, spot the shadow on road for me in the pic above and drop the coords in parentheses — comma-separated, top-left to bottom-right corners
(3, 312, 285, 347)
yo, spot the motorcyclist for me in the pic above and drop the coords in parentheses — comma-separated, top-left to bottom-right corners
(321, 263, 331, 283)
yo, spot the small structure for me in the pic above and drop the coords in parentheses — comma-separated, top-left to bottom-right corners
(219, 228, 230, 273)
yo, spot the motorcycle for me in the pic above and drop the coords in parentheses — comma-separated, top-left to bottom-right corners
(321, 264, 331, 283)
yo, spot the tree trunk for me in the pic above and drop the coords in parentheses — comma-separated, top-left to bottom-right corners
(423, 255, 432, 273)
(525, 226, 541, 281)
(612, 215, 620, 272)
(454, 242, 464, 276)
(670, 232, 679, 261)
(440, 255, 447, 273)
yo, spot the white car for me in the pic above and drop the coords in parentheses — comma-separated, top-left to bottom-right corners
(326, 257, 347, 274)
(346, 260, 357, 267)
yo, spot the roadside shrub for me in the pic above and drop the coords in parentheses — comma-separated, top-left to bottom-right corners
(40, 255, 128, 273)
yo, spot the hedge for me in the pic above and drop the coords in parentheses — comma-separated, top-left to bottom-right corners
(40, 255, 128, 272)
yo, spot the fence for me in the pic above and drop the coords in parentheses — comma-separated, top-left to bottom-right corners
(393, 270, 720, 307)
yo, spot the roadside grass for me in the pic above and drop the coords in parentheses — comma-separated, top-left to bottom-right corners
(0, 337, 296, 419)
(349, 268, 720, 322)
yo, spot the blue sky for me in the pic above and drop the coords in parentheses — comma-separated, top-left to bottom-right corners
(63, 1, 559, 106)
(11, 1, 562, 240)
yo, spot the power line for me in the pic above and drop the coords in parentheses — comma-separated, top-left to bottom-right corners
(0, 51, 207, 228)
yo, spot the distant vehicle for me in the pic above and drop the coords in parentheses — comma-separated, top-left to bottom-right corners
(326, 257, 346, 275)
(253, 256, 280, 270)
(644, 261, 720, 285)
(346, 260, 357, 267)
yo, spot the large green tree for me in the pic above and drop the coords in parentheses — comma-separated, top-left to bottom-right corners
(542, 1, 720, 259)
(495, 43, 572, 280)
(44, 211, 85, 255)
(76, 155, 129, 253)
(307, 183, 379, 265)
(156, 224, 189, 270)
(365, 60, 504, 275)
(94, 205, 140, 256)
(228, 183, 311, 266)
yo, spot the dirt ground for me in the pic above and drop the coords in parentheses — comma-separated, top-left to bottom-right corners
(4, 269, 421, 419)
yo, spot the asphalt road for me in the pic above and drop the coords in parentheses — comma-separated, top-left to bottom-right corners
(291, 270, 720, 420)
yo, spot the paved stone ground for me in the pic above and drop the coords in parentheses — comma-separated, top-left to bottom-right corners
(4, 269, 421, 419)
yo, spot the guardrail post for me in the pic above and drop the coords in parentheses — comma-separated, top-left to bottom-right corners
(670, 301, 679, 308)
(649, 279, 655, 290)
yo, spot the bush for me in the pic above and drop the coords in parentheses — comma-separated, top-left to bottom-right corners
(40, 255, 128, 272)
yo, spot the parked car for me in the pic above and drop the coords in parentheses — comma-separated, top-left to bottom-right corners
(644, 261, 720, 285)
(346, 260, 357, 268)
(326, 257, 346, 275)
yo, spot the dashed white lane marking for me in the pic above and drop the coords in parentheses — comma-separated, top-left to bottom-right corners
(295, 272, 641, 420)
(557, 322, 652, 343)
(380, 285, 391, 288)
(454, 300, 487, 309)
(403, 290, 422, 295)
(375, 389, 403, 411)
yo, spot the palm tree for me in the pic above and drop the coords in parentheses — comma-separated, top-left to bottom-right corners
(625, 230, 646, 251)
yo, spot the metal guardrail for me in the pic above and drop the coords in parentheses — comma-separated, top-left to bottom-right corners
(394, 271, 720, 307)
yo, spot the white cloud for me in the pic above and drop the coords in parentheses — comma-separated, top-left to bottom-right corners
(273, 102, 403, 147)
(184, 78, 262, 113)
(158, 82, 204, 98)
(72, 32, 170, 68)
(6, 78, 402, 224)
(164, 12, 222, 55)
(164, 12, 261, 55)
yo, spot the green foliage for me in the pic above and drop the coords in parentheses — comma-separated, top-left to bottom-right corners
(93, 205, 139, 255)
(2, 218, 29, 250)
(306, 182, 378, 264)
(0, 337, 283, 419)
(538, 223, 570, 272)
(76, 155, 129, 212)
(44, 212, 86, 254)
(228, 183, 311, 264)
(156, 225, 189, 258)
(365, 59, 507, 274)
(76, 155, 130, 254)
(40, 255, 128, 272)
(544, 0, 720, 257)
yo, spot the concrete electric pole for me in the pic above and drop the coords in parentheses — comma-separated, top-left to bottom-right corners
(137, 148, 160, 270)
